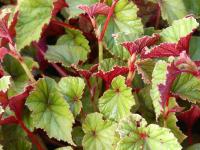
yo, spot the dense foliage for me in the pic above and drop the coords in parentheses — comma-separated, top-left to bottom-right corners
(1, 0, 200, 149)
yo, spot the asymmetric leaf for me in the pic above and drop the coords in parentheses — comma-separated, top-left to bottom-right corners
(160, 17, 199, 43)
(45, 28, 90, 67)
(172, 73, 200, 103)
(58, 77, 85, 116)
(117, 114, 182, 150)
(98, 75, 135, 121)
(82, 113, 116, 150)
(16, 0, 53, 50)
(26, 77, 74, 144)
(149, 0, 187, 24)
(95, 58, 128, 88)
(97, 0, 143, 59)
(66, 0, 98, 18)
(78, 3, 110, 17)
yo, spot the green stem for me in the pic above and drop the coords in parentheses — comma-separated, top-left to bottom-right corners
(20, 60, 36, 83)
(98, 40, 103, 63)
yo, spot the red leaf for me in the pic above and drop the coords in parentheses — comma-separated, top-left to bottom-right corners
(174, 51, 199, 76)
(178, 105, 200, 128)
(141, 43, 180, 59)
(159, 63, 180, 107)
(0, 116, 18, 125)
(73, 64, 99, 79)
(94, 66, 129, 89)
(178, 105, 200, 144)
(8, 86, 33, 119)
(0, 19, 12, 42)
(122, 34, 159, 55)
(176, 33, 192, 54)
(0, 47, 9, 61)
(78, 3, 110, 17)
(52, 0, 68, 16)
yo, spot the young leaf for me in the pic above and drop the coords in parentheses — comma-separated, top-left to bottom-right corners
(97, 0, 143, 59)
(82, 112, 116, 150)
(149, 0, 187, 24)
(94, 58, 128, 89)
(16, 0, 53, 50)
(122, 34, 159, 55)
(58, 77, 85, 117)
(141, 43, 180, 59)
(172, 73, 200, 103)
(78, 3, 110, 17)
(66, 0, 98, 18)
(159, 98, 186, 143)
(117, 114, 182, 150)
(0, 76, 10, 92)
(186, 143, 200, 150)
(45, 28, 90, 67)
(26, 77, 74, 144)
(98, 75, 135, 121)
(160, 17, 199, 43)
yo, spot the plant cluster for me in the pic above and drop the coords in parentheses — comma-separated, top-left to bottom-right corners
(0, 0, 200, 149)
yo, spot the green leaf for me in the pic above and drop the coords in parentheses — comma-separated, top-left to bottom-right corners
(72, 126, 84, 146)
(117, 114, 182, 150)
(149, 0, 187, 24)
(99, 75, 135, 121)
(150, 60, 168, 119)
(117, 114, 147, 137)
(16, 0, 53, 50)
(186, 143, 200, 150)
(183, 0, 200, 16)
(136, 59, 155, 84)
(82, 112, 116, 150)
(45, 28, 90, 67)
(26, 77, 74, 144)
(1, 124, 32, 150)
(172, 73, 200, 103)
(189, 36, 200, 61)
(3, 55, 29, 97)
(160, 17, 199, 43)
(97, 0, 143, 59)
(66, 0, 98, 18)
(58, 76, 85, 117)
(0, 75, 10, 92)
(55, 146, 73, 150)
(99, 58, 127, 72)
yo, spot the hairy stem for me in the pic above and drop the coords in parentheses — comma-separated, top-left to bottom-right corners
(18, 120, 44, 150)
(98, 40, 103, 63)
(126, 53, 136, 86)
(99, 0, 119, 41)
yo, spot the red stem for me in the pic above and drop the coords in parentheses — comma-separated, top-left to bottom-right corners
(155, 4, 161, 29)
(51, 19, 79, 30)
(126, 53, 136, 87)
(18, 120, 44, 150)
(99, 0, 119, 41)
(33, 43, 68, 77)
